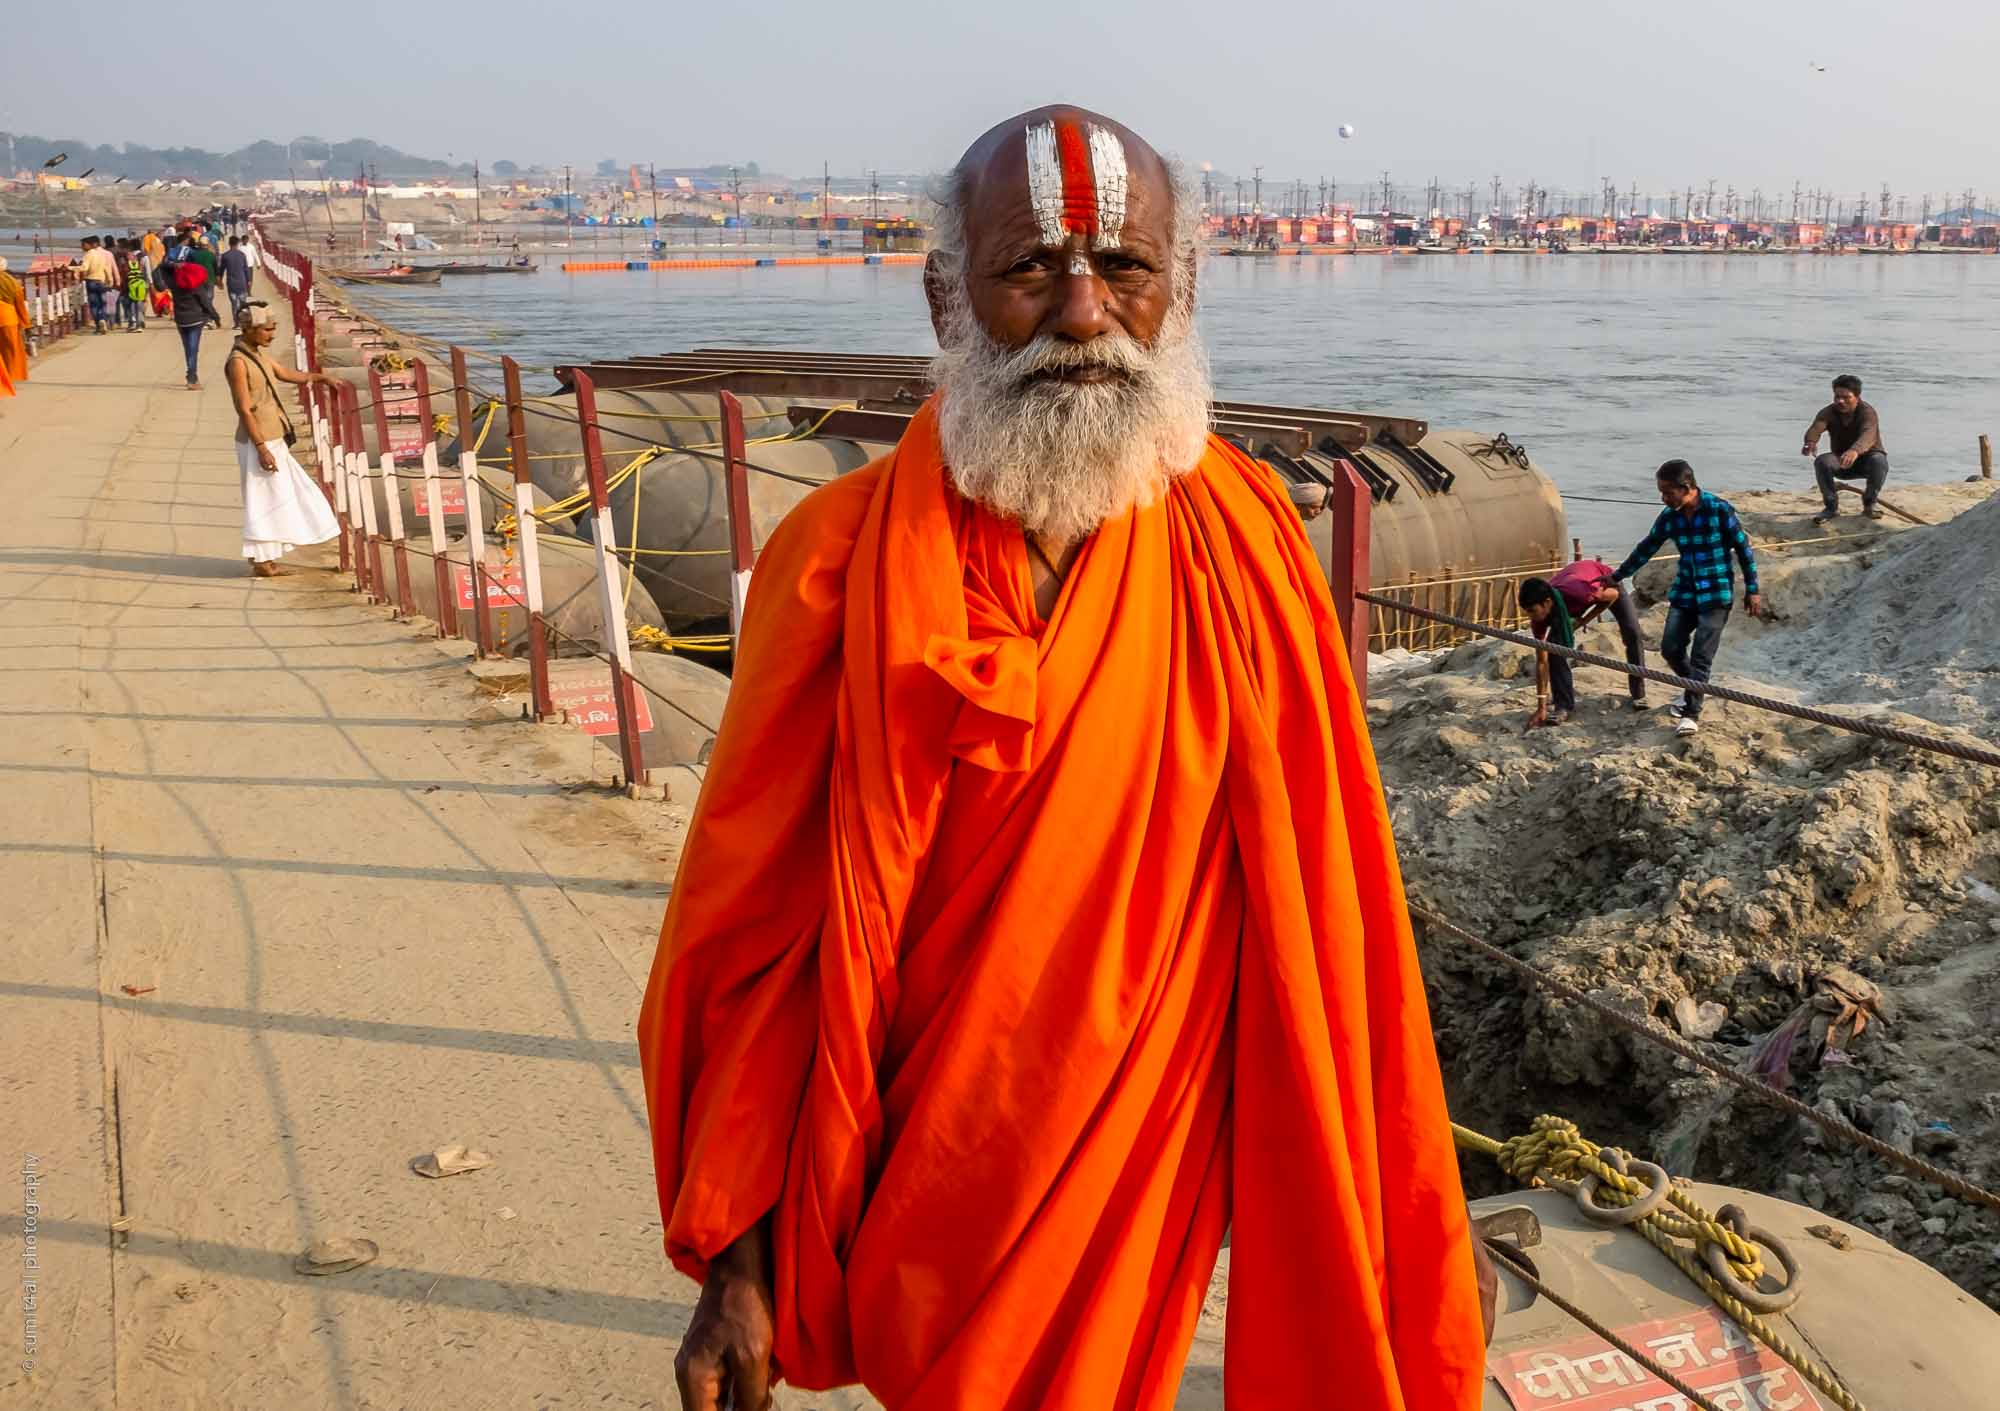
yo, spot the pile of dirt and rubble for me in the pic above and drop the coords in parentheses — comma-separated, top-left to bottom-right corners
(1373, 486, 2000, 1309)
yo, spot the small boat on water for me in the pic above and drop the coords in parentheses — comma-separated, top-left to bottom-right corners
(434, 262, 537, 276)
(331, 266, 444, 286)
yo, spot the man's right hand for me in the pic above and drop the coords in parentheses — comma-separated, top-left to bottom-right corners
(1800, 444, 1815, 456)
(676, 1223, 776, 1411)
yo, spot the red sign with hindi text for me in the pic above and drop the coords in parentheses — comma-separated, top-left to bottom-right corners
(452, 560, 528, 611)
(413, 478, 467, 517)
(546, 662, 655, 738)
(1488, 1309, 1824, 1411)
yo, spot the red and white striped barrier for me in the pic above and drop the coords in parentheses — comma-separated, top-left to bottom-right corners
(718, 391, 757, 650)
(502, 356, 554, 719)
(571, 370, 648, 789)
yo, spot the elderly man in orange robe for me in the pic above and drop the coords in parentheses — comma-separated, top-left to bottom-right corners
(638, 105, 1491, 1411)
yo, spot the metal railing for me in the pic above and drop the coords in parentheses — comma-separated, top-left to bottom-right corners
(252, 227, 759, 790)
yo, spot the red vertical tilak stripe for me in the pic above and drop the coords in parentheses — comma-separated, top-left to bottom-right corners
(1054, 120, 1098, 239)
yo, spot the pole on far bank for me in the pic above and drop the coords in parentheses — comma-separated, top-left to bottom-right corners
(1982, 433, 1993, 480)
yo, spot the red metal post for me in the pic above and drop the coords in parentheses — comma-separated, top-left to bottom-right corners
(503, 356, 554, 720)
(1327, 458, 1373, 703)
(573, 371, 647, 788)
(718, 390, 756, 648)
(413, 359, 435, 443)
(367, 362, 394, 456)
(451, 346, 494, 658)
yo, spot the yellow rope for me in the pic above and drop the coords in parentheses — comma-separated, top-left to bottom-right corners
(491, 447, 656, 536)
(470, 399, 501, 457)
(630, 624, 731, 654)
(621, 446, 643, 612)
(1454, 1117, 1863, 1411)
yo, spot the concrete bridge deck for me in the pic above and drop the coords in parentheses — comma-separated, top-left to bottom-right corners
(0, 298, 860, 1410)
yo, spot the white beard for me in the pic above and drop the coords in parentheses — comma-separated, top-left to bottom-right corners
(929, 285, 1214, 544)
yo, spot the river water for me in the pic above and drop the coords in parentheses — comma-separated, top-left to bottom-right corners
(333, 251, 2000, 551)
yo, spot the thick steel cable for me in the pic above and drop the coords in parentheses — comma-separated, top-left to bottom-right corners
(370, 540, 724, 733)
(1358, 592, 2000, 772)
(1410, 903, 2000, 1216)
(494, 391, 831, 488)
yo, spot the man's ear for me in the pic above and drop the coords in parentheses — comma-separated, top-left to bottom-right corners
(923, 254, 951, 345)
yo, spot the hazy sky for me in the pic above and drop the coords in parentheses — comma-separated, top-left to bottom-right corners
(6, 0, 1996, 198)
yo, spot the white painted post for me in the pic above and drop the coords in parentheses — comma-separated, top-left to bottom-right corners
(420, 441, 454, 637)
(461, 450, 489, 650)
(314, 415, 334, 492)
(352, 448, 380, 600)
(381, 452, 415, 617)
(381, 454, 407, 541)
(513, 479, 547, 628)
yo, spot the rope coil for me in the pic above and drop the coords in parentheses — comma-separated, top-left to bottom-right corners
(1456, 1117, 1857, 1411)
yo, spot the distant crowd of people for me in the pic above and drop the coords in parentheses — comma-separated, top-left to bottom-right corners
(1517, 373, 1889, 737)
(54, 209, 261, 389)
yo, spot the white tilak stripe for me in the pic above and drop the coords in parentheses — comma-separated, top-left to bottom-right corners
(1023, 121, 1066, 247)
(1085, 123, 1129, 250)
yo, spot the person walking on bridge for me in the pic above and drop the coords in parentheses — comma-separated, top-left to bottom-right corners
(0, 258, 30, 392)
(1805, 374, 1888, 524)
(78, 237, 119, 335)
(226, 305, 339, 577)
(220, 237, 253, 326)
(159, 226, 220, 388)
(140, 226, 166, 314)
(639, 104, 1493, 1411)
(1614, 459, 1762, 737)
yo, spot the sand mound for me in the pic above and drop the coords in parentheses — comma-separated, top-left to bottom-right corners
(1371, 587, 2000, 1309)
(1752, 489, 2000, 728)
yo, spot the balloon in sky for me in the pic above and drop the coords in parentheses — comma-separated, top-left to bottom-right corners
(1338, 124, 1356, 139)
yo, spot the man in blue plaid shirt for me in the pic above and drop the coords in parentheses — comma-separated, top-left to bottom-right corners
(1613, 460, 1763, 737)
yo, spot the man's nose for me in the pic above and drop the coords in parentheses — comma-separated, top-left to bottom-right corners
(1043, 257, 1115, 343)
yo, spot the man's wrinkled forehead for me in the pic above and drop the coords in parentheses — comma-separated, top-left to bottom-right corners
(961, 111, 1171, 255)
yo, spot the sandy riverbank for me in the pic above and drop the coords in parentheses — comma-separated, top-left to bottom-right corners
(1367, 480, 2000, 1310)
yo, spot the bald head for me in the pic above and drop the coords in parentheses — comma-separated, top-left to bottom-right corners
(927, 105, 1193, 350)
(953, 106, 1172, 250)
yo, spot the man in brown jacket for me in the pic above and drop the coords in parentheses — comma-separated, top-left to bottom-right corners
(226, 306, 341, 576)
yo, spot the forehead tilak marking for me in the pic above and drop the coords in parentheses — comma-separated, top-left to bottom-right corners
(1024, 122, 1067, 247)
(1022, 118, 1131, 253)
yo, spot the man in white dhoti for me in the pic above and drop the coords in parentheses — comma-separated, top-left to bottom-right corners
(226, 305, 341, 577)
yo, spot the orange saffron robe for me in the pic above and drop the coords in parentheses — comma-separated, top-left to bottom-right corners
(0, 274, 27, 389)
(638, 398, 1484, 1410)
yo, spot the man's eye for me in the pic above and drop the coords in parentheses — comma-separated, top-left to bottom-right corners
(1004, 256, 1050, 277)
